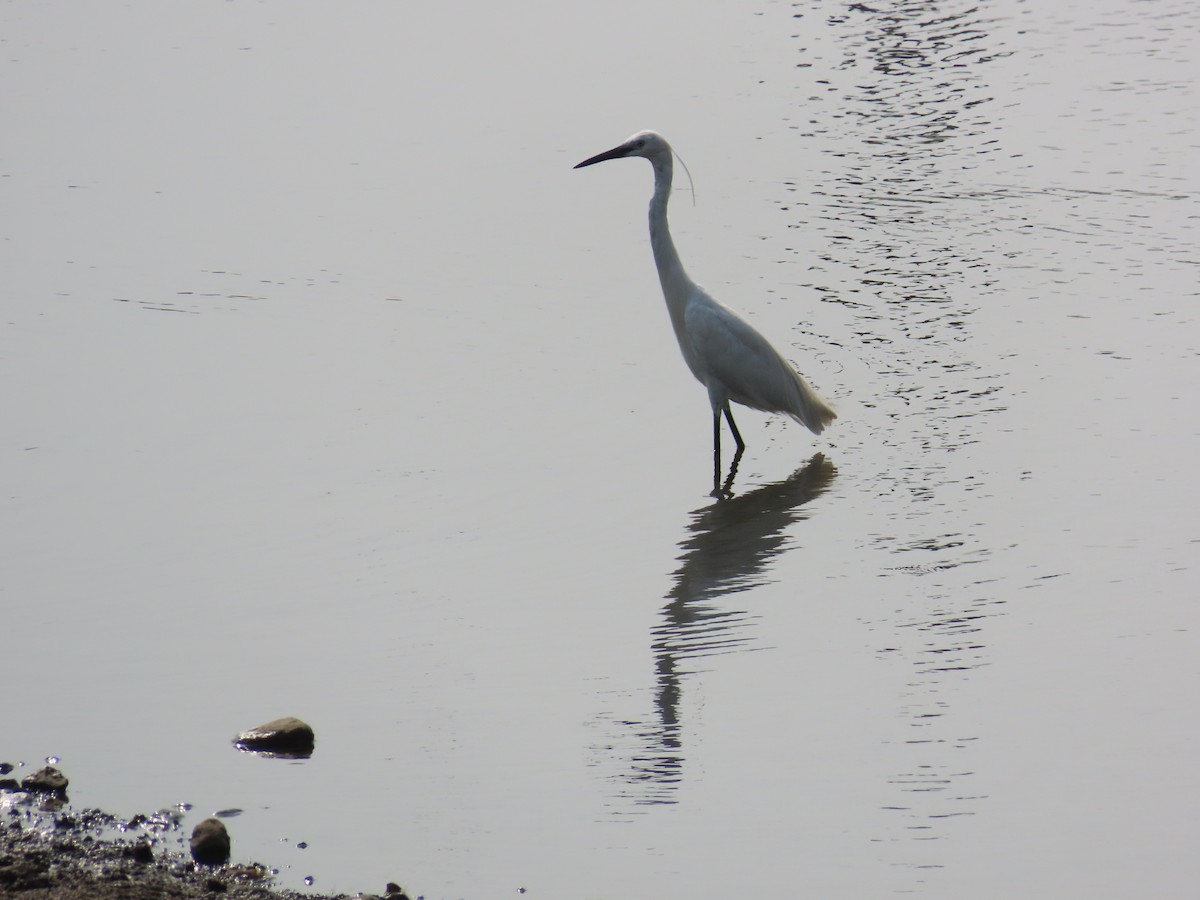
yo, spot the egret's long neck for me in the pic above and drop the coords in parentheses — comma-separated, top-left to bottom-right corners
(647, 153, 693, 326)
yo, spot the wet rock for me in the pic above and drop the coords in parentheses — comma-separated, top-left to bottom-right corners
(20, 766, 68, 796)
(234, 717, 315, 758)
(0, 778, 18, 792)
(225, 863, 269, 880)
(190, 818, 231, 865)
(384, 882, 412, 900)
(126, 840, 155, 864)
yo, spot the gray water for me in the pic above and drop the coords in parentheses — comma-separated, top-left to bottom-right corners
(3, 1, 1198, 897)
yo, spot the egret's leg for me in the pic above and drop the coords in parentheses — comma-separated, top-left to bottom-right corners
(711, 410, 744, 499)
(724, 408, 746, 451)
(712, 409, 723, 493)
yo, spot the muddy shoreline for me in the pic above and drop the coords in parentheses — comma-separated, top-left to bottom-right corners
(0, 804, 407, 900)
(2, 727, 407, 898)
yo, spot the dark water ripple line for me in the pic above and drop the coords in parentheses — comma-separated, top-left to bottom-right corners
(787, 0, 1028, 879)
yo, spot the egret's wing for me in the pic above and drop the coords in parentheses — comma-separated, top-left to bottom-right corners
(684, 298, 836, 433)
(684, 300, 796, 410)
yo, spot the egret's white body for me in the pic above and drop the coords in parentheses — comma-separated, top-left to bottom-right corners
(575, 131, 836, 468)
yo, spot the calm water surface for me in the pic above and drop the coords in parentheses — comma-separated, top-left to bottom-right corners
(3, 1, 1197, 897)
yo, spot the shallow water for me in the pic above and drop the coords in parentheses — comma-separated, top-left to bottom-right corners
(3, 1, 1198, 897)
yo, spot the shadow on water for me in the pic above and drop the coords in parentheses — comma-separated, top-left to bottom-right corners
(608, 453, 836, 807)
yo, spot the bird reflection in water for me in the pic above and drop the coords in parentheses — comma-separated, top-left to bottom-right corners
(714, 443, 744, 498)
(616, 452, 837, 805)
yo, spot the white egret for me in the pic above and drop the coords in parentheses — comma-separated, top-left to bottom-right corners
(575, 131, 836, 480)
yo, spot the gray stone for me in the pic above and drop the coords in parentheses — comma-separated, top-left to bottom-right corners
(20, 767, 68, 796)
(234, 717, 315, 757)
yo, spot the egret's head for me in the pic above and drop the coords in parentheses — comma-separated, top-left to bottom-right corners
(574, 130, 672, 168)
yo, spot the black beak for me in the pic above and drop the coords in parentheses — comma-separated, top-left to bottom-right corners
(574, 143, 631, 169)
